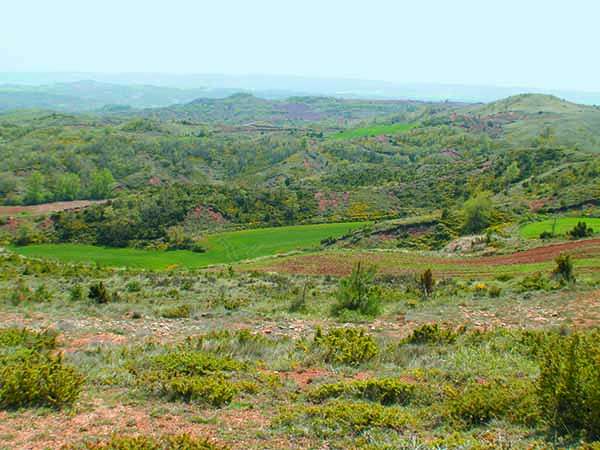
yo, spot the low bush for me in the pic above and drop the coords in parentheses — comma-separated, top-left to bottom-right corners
(312, 327, 378, 366)
(308, 378, 416, 405)
(0, 327, 57, 351)
(146, 351, 243, 378)
(71, 433, 228, 449)
(89, 281, 111, 304)
(537, 331, 600, 440)
(401, 323, 466, 346)
(445, 378, 538, 428)
(164, 375, 238, 407)
(0, 351, 84, 409)
(276, 400, 413, 437)
(160, 304, 191, 319)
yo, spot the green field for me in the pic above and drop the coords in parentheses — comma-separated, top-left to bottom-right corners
(331, 122, 416, 140)
(11, 221, 366, 269)
(520, 217, 600, 239)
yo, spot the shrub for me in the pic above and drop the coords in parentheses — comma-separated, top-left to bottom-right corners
(161, 304, 191, 319)
(418, 269, 434, 297)
(553, 253, 575, 283)
(487, 285, 502, 298)
(308, 378, 415, 405)
(445, 379, 538, 428)
(164, 375, 238, 407)
(537, 331, 600, 439)
(312, 327, 378, 366)
(71, 433, 228, 449)
(332, 262, 381, 317)
(401, 323, 466, 345)
(0, 352, 84, 409)
(89, 281, 111, 304)
(275, 400, 412, 436)
(518, 272, 555, 292)
(0, 327, 57, 351)
(567, 221, 594, 239)
(147, 351, 243, 378)
(69, 284, 85, 301)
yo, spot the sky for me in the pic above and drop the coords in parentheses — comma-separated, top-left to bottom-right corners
(1, 0, 599, 91)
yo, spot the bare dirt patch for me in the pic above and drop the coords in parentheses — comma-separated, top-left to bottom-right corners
(0, 200, 107, 217)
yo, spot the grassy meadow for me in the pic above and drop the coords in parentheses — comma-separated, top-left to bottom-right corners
(520, 217, 600, 239)
(331, 122, 416, 140)
(11, 221, 366, 269)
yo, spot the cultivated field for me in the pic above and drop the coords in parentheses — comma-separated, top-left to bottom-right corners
(10, 222, 366, 269)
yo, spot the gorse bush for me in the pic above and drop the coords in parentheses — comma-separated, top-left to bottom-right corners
(276, 399, 413, 437)
(0, 351, 84, 409)
(537, 331, 600, 439)
(332, 262, 381, 316)
(160, 304, 191, 319)
(312, 327, 378, 366)
(445, 378, 538, 428)
(401, 323, 466, 345)
(133, 349, 247, 407)
(308, 378, 416, 405)
(71, 433, 228, 449)
(0, 327, 57, 351)
(164, 375, 238, 407)
(147, 351, 243, 378)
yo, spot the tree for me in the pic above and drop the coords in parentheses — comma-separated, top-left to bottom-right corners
(419, 269, 434, 297)
(332, 262, 381, 316)
(54, 173, 81, 201)
(462, 192, 494, 234)
(24, 172, 47, 205)
(503, 161, 520, 188)
(553, 253, 574, 284)
(89, 169, 115, 199)
(567, 221, 594, 240)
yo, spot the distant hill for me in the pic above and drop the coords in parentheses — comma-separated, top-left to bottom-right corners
(133, 93, 441, 126)
(449, 94, 600, 152)
(0, 81, 244, 112)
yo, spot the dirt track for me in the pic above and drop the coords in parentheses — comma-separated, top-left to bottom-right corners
(0, 200, 107, 216)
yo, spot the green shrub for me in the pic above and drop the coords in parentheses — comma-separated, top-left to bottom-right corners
(89, 281, 111, 304)
(69, 284, 85, 301)
(0, 327, 57, 351)
(537, 331, 600, 439)
(72, 433, 228, 449)
(445, 379, 538, 428)
(160, 304, 191, 319)
(308, 378, 415, 405)
(0, 352, 84, 409)
(401, 323, 466, 345)
(164, 375, 238, 407)
(276, 400, 413, 436)
(147, 351, 243, 378)
(312, 327, 378, 366)
(487, 285, 502, 298)
(332, 262, 381, 316)
(518, 272, 556, 292)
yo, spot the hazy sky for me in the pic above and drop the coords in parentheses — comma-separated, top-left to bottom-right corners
(2, 0, 599, 91)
